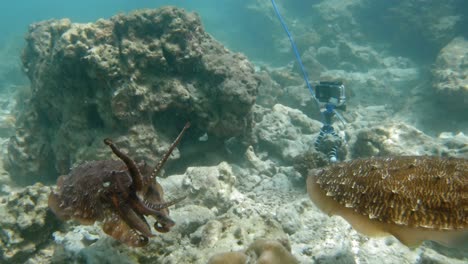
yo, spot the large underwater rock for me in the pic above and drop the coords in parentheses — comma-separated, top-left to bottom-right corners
(346, 105, 468, 158)
(5, 7, 259, 184)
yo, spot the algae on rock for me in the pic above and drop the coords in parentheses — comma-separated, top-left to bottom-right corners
(6, 7, 259, 184)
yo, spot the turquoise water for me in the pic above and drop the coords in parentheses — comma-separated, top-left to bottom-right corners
(0, 0, 278, 64)
(0, 1, 467, 263)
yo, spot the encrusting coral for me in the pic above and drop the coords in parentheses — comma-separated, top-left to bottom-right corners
(6, 6, 259, 184)
(207, 239, 299, 264)
(0, 183, 59, 263)
(48, 123, 190, 247)
(307, 156, 468, 248)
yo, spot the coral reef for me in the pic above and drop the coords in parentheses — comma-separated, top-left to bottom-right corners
(307, 156, 468, 248)
(350, 122, 437, 158)
(6, 6, 259, 184)
(49, 123, 189, 247)
(349, 119, 468, 159)
(180, 161, 241, 215)
(252, 104, 323, 163)
(1, 150, 467, 263)
(207, 239, 299, 264)
(0, 183, 59, 263)
(1, 2, 467, 263)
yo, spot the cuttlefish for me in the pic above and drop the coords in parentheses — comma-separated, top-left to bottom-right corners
(49, 123, 190, 247)
(307, 156, 467, 248)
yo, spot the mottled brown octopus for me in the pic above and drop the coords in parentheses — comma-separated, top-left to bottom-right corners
(48, 123, 190, 247)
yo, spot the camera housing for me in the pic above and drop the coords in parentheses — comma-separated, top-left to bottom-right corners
(315, 81, 346, 110)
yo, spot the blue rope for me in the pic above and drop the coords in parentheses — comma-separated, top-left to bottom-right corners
(271, 0, 315, 97)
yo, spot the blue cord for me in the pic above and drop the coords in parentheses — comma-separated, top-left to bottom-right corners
(273, 0, 342, 161)
(271, 0, 315, 97)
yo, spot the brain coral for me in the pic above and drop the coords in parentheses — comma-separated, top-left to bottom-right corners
(307, 156, 467, 248)
(6, 7, 259, 184)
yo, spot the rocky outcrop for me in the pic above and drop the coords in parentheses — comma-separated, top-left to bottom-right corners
(3, 112, 464, 263)
(432, 37, 468, 113)
(347, 106, 468, 158)
(0, 183, 59, 263)
(5, 7, 259, 184)
(208, 239, 299, 264)
(253, 104, 322, 163)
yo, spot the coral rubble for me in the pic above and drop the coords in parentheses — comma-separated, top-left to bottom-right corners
(208, 239, 299, 264)
(0, 183, 59, 263)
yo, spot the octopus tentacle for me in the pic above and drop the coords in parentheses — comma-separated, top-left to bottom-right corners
(102, 212, 149, 247)
(130, 195, 172, 218)
(104, 138, 144, 191)
(150, 122, 191, 180)
(111, 195, 154, 238)
(146, 196, 187, 210)
(129, 195, 177, 231)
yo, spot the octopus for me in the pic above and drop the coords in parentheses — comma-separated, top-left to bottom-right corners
(307, 156, 468, 248)
(48, 123, 190, 247)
